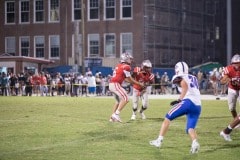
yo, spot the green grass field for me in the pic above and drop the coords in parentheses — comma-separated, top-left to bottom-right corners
(0, 96, 240, 160)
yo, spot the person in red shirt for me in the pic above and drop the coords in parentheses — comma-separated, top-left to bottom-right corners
(109, 52, 145, 122)
(221, 54, 240, 119)
(131, 60, 155, 120)
(220, 54, 240, 140)
(39, 72, 48, 96)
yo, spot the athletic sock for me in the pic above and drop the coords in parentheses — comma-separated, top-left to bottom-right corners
(115, 110, 120, 115)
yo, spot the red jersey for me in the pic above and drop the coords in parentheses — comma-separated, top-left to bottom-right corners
(39, 75, 47, 85)
(32, 75, 40, 85)
(110, 63, 131, 84)
(132, 67, 154, 91)
(223, 65, 240, 90)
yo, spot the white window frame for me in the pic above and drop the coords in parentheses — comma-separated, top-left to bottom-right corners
(72, 0, 81, 21)
(104, 33, 116, 58)
(104, 0, 116, 20)
(5, 1, 15, 24)
(120, 33, 133, 54)
(19, 36, 30, 56)
(88, 0, 99, 21)
(88, 34, 100, 57)
(34, 0, 44, 23)
(5, 37, 16, 55)
(120, 0, 133, 20)
(49, 35, 60, 59)
(48, 0, 60, 22)
(19, 0, 30, 24)
(34, 36, 45, 58)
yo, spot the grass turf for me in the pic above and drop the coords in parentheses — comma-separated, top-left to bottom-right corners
(0, 96, 240, 160)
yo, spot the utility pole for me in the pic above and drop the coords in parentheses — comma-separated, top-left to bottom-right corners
(74, 21, 80, 72)
(227, 0, 232, 64)
(81, 0, 85, 75)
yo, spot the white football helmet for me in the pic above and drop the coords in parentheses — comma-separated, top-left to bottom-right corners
(175, 61, 189, 75)
(141, 60, 152, 68)
(231, 54, 240, 64)
(120, 52, 133, 64)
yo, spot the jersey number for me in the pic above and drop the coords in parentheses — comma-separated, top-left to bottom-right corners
(188, 75, 199, 89)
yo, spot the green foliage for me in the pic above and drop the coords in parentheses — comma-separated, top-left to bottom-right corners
(0, 97, 239, 160)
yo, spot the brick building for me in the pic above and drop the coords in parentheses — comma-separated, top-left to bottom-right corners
(0, 0, 238, 74)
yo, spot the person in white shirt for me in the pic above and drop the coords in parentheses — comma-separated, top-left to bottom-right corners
(87, 73, 96, 95)
(149, 61, 202, 154)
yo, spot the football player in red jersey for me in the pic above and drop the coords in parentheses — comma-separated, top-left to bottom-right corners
(109, 52, 145, 122)
(130, 60, 155, 120)
(220, 54, 240, 140)
(221, 54, 240, 119)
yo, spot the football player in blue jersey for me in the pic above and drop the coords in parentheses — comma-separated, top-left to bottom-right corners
(149, 61, 202, 154)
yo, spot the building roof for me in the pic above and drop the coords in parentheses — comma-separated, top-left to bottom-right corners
(0, 53, 53, 64)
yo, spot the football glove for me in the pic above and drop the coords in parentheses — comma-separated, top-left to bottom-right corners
(170, 99, 181, 106)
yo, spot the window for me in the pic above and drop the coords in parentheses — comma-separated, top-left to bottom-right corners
(5, 1, 15, 24)
(49, 35, 60, 58)
(5, 37, 16, 55)
(121, 0, 132, 19)
(20, 0, 30, 23)
(88, 34, 99, 57)
(20, 37, 30, 56)
(104, 34, 116, 57)
(88, 0, 99, 20)
(73, 0, 81, 20)
(104, 0, 115, 20)
(35, 36, 44, 58)
(49, 0, 59, 22)
(121, 33, 132, 54)
(34, 0, 44, 22)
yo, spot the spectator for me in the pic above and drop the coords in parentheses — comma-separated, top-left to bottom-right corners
(87, 73, 96, 95)
(209, 68, 220, 96)
(160, 72, 169, 94)
(1, 72, 9, 96)
(18, 73, 26, 96)
(95, 73, 102, 96)
(39, 72, 48, 96)
(197, 70, 203, 90)
(81, 74, 88, 96)
(154, 72, 161, 94)
(25, 72, 33, 96)
(64, 74, 71, 96)
(9, 73, 18, 95)
(72, 74, 80, 97)
(218, 67, 227, 96)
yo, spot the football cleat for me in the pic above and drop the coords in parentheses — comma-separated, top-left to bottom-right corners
(111, 113, 122, 123)
(190, 141, 200, 154)
(131, 114, 136, 120)
(140, 112, 146, 120)
(220, 131, 232, 141)
(149, 138, 162, 148)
